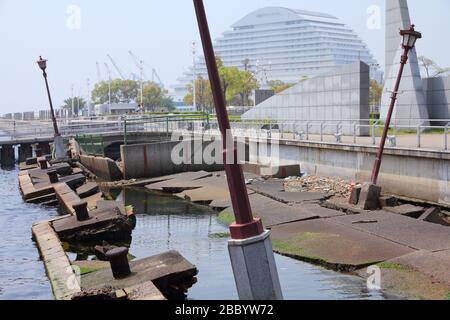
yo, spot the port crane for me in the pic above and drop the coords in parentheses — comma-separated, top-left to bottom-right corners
(107, 54, 126, 80)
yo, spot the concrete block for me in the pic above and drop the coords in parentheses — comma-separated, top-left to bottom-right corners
(379, 196, 398, 208)
(228, 231, 283, 300)
(348, 184, 362, 205)
(418, 207, 450, 226)
(357, 183, 381, 210)
(384, 204, 425, 218)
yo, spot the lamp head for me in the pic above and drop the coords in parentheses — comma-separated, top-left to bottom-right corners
(37, 56, 47, 71)
(400, 24, 422, 49)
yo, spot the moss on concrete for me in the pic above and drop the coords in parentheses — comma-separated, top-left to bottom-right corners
(218, 211, 234, 226)
(378, 262, 408, 270)
(208, 232, 231, 239)
(79, 266, 99, 275)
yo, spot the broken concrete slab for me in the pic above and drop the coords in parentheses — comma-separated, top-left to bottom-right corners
(76, 182, 100, 198)
(80, 250, 198, 300)
(248, 179, 325, 204)
(52, 205, 133, 243)
(331, 212, 450, 252)
(418, 207, 450, 226)
(387, 249, 450, 286)
(357, 183, 381, 210)
(379, 196, 398, 208)
(219, 193, 343, 228)
(145, 171, 214, 192)
(54, 183, 82, 214)
(384, 204, 425, 218)
(270, 219, 414, 270)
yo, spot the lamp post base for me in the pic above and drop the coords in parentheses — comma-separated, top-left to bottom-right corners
(228, 230, 283, 300)
(53, 135, 67, 160)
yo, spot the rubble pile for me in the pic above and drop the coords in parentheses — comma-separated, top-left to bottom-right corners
(284, 175, 353, 199)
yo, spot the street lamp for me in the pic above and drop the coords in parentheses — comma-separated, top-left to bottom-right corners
(37, 56, 60, 136)
(37, 56, 66, 159)
(370, 25, 422, 185)
(193, 0, 282, 300)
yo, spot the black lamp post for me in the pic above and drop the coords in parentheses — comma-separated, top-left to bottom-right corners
(37, 56, 60, 137)
(370, 25, 422, 185)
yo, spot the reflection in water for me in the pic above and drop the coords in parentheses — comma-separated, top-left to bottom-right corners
(122, 188, 386, 300)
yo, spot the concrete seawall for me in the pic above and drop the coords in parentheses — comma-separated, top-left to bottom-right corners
(251, 139, 450, 206)
(120, 141, 224, 180)
(79, 155, 123, 181)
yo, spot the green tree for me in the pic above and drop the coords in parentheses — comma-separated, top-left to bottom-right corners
(184, 76, 214, 112)
(268, 80, 294, 93)
(418, 56, 450, 78)
(369, 80, 383, 113)
(136, 81, 175, 111)
(92, 79, 139, 104)
(232, 59, 259, 106)
(62, 97, 86, 115)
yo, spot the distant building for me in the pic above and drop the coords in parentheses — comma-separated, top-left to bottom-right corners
(23, 112, 35, 121)
(94, 103, 139, 116)
(171, 6, 381, 102)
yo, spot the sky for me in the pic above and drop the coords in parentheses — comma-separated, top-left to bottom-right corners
(0, 0, 449, 113)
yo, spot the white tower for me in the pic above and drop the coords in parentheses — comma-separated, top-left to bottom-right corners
(381, 0, 429, 125)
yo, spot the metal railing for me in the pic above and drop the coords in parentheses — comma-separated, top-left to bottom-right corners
(1, 116, 450, 152)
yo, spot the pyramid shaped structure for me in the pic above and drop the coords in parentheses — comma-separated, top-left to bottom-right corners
(381, 0, 429, 125)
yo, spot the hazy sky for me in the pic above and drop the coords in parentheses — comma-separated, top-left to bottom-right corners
(0, 0, 449, 113)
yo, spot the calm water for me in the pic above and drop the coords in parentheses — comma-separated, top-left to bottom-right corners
(0, 168, 55, 299)
(0, 167, 387, 300)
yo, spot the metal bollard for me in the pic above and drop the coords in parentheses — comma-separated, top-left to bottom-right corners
(106, 247, 131, 279)
(39, 159, 48, 169)
(73, 201, 90, 221)
(47, 169, 59, 183)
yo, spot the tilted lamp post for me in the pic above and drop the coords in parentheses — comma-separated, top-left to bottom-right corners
(37, 56, 66, 159)
(370, 25, 422, 185)
(193, 0, 283, 300)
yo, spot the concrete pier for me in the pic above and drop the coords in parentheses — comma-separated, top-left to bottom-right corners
(38, 142, 52, 155)
(1, 145, 15, 167)
(18, 144, 33, 163)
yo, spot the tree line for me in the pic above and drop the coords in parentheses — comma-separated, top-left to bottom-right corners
(61, 79, 175, 114)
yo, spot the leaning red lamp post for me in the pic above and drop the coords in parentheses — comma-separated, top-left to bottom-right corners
(193, 0, 283, 300)
(370, 25, 422, 185)
(37, 56, 67, 159)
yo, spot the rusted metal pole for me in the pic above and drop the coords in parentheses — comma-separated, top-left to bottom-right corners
(370, 47, 410, 185)
(193, 0, 263, 240)
(41, 69, 60, 137)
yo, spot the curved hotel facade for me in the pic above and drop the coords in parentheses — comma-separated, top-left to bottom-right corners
(172, 6, 380, 103)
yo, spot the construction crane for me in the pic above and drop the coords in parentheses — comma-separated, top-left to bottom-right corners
(96, 62, 103, 82)
(128, 50, 164, 88)
(107, 54, 126, 80)
(151, 68, 164, 89)
(128, 51, 145, 106)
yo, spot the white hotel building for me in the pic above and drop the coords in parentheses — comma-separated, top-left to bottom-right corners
(171, 7, 381, 103)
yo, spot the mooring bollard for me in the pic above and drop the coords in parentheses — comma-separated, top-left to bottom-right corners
(39, 159, 48, 169)
(47, 169, 59, 183)
(73, 201, 90, 221)
(106, 247, 131, 279)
